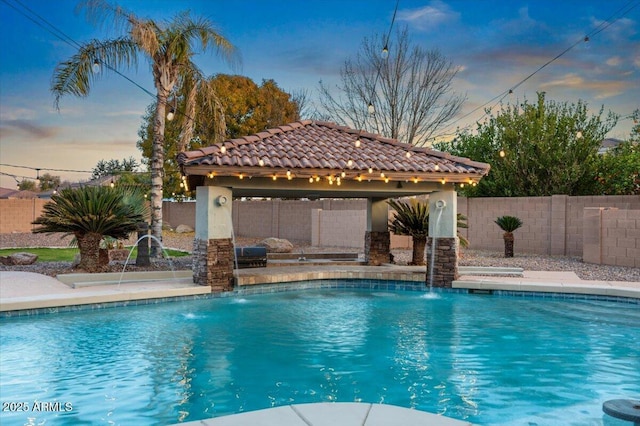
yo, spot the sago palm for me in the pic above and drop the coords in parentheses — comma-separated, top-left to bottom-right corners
(388, 199, 469, 266)
(32, 185, 149, 272)
(494, 215, 523, 258)
(51, 0, 238, 256)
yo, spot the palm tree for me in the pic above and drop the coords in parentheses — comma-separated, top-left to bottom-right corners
(388, 199, 469, 265)
(32, 185, 149, 272)
(51, 0, 238, 256)
(494, 215, 523, 258)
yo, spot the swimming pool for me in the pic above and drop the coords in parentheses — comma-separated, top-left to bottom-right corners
(1, 288, 638, 425)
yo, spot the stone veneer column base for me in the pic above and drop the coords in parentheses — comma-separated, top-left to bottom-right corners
(192, 238, 235, 292)
(365, 231, 391, 266)
(426, 237, 459, 288)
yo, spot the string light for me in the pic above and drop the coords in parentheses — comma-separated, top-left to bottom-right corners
(405, 151, 411, 158)
(258, 159, 265, 167)
(220, 146, 226, 154)
(272, 174, 277, 181)
(347, 159, 353, 167)
(238, 173, 244, 179)
(368, 167, 374, 174)
(499, 149, 506, 158)
(355, 138, 361, 148)
(309, 177, 314, 183)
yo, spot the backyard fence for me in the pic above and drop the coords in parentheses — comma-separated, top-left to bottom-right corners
(2, 194, 638, 266)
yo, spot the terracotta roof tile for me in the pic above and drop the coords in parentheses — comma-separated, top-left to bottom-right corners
(177, 120, 490, 179)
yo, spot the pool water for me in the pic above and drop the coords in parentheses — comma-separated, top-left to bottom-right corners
(1, 289, 638, 425)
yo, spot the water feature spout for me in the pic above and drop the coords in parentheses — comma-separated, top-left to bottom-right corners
(428, 200, 446, 290)
(118, 235, 177, 287)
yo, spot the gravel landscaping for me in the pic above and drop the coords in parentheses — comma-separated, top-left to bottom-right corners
(1, 232, 638, 282)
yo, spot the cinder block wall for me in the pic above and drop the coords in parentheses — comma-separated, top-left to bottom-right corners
(584, 208, 640, 267)
(0, 199, 48, 233)
(311, 209, 366, 248)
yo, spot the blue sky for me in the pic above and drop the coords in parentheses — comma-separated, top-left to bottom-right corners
(1, 0, 639, 188)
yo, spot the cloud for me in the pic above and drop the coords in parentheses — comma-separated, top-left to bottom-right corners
(397, 1, 460, 31)
(606, 56, 622, 67)
(0, 119, 60, 140)
(539, 73, 627, 99)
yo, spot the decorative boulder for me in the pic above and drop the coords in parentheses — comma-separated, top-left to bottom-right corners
(175, 224, 194, 233)
(258, 237, 294, 253)
(0, 252, 38, 265)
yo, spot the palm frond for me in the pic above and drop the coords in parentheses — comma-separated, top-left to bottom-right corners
(495, 215, 524, 232)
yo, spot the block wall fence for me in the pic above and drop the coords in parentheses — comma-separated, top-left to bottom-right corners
(1, 195, 638, 265)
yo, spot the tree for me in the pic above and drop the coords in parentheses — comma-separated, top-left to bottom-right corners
(594, 141, 640, 195)
(38, 173, 61, 192)
(91, 157, 140, 179)
(51, 0, 238, 256)
(494, 216, 523, 258)
(437, 92, 619, 197)
(137, 74, 300, 195)
(32, 185, 148, 272)
(18, 179, 37, 191)
(318, 26, 464, 146)
(388, 198, 469, 265)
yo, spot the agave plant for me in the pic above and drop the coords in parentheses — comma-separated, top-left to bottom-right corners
(388, 199, 469, 265)
(494, 215, 523, 258)
(32, 185, 149, 272)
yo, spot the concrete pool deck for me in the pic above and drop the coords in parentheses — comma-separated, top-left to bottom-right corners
(1, 265, 638, 312)
(0, 265, 638, 425)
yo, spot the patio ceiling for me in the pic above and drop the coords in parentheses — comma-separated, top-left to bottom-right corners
(177, 120, 490, 198)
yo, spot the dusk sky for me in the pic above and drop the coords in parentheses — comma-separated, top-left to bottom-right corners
(1, 0, 638, 189)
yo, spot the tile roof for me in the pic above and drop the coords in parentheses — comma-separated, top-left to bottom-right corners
(177, 120, 490, 180)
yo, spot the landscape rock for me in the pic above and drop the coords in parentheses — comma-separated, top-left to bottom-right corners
(175, 224, 194, 233)
(0, 252, 38, 265)
(258, 237, 294, 253)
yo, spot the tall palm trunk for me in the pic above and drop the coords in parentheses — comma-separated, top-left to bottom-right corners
(76, 232, 104, 271)
(503, 232, 514, 258)
(150, 89, 168, 257)
(411, 235, 427, 266)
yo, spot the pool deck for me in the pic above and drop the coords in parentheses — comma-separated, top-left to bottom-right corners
(1, 265, 638, 426)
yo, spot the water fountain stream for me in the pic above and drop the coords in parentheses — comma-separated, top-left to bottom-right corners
(117, 235, 177, 288)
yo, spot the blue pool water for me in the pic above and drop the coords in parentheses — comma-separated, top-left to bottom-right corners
(1, 289, 638, 425)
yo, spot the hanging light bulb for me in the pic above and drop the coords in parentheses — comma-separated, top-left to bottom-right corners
(357, 174, 363, 182)
(166, 108, 175, 121)
(576, 131, 583, 139)
(380, 172, 385, 178)
(272, 174, 277, 181)
(434, 164, 440, 171)
(220, 146, 226, 154)
(384, 177, 390, 183)
(286, 170, 291, 177)
(405, 151, 411, 158)
(347, 159, 353, 167)
(413, 177, 419, 184)
(368, 102, 375, 114)
(355, 138, 361, 148)
(315, 176, 320, 182)
(309, 177, 314, 183)
(381, 44, 389, 59)
(258, 159, 265, 167)
(92, 59, 100, 73)
(441, 178, 446, 184)
(499, 149, 506, 158)
(341, 171, 346, 178)
(110, 177, 115, 188)
(238, 173, 244, 180)
(368, 167, 373, 174)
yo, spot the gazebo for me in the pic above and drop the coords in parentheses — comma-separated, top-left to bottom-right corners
(177, 120, 490, 291)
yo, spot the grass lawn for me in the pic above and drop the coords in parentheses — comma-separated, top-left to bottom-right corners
(0, 247, 189, 262)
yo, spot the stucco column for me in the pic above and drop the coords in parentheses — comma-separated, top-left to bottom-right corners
(427, 189, 459, 287)
(192, 186, 235, 291)
(365, 197, 390, 265)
